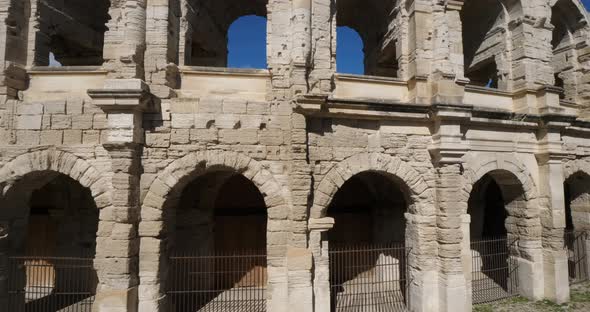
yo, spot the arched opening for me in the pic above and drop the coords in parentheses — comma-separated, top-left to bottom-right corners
(33, 0, 110, 66)
(551, 0, 586, 103)
(3, 172, 99, 311)
(336, 0, 400, 77)
(182, 0, 268, 68)
(461, 0, 511, 89)
(327, 171, 409, 311)
(564, 172, 590, 283)
(167, 170, 267, 311)
(468, 171, 524, 304)
(336, 26, 365, 75)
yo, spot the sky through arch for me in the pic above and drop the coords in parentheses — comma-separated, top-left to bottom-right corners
(228, 15, 267, 69)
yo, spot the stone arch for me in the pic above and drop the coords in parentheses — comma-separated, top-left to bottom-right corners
(138, 150, 288, 310)
(463, 154, 538, 206)
(0, 149, 111, 208)
(142, 150, 287, 216)
(311, 152, 431, 219)
(564, 158, 590, 181)
(460, 0, 521, 89)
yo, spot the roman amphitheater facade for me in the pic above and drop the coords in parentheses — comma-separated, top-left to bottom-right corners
(0, 0, 590, 311)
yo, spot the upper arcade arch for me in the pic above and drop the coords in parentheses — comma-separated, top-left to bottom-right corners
(180, 0, 268, 68)
(460, 0, 522, 90)
(336, 0, 402, 78)
(28, 0, 111, 66)
(550, 0, 590, 102)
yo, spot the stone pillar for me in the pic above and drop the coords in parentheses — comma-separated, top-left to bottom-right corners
(88, 79, 151, 312)
(460, 214, 472, 306)
(309, 218, 334, 312)
(103, 0, 147, 79)
(435, 164, 470, 312)
(537, 123, 572, 303)
(430, 107, 471, 312)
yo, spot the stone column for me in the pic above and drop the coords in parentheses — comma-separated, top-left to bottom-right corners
(537, 122, 572, 303)
(309, 218, 334, 312)
(460, 214, 472, 306)
(103, 0, 147, 79)
(89, 79, 151, 312)
(430, 108, 471, 312)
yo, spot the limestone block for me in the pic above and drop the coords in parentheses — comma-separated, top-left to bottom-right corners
(67, 97, 85, 115)
(145, 132, 170, 148)
(170, 129, 189, 144)
(219, 129, 259, 145)
(247, 101, 270, 114)
(93, 114, 108, 129)
(44, 100, 66, 114)
(51, 115, 72, 129)
(15, 115, 42, 130)
(222, 99, 247, 114)
(16, 103, 43, 115)
(171, 113, 194, 128)
(63, 130, 82, 145)
(260, 130, 284, 145)
(189, 129, 218, 143)
(16, 130, 40, 145)
(197, 97, 223, 113)
(40, 130, 63, 145)
(72, 114, 94, 130)
(83, 130, 101, 145)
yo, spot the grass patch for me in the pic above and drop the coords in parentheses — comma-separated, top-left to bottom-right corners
(473, 305, 494, 312)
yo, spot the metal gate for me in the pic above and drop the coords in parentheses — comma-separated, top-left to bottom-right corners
(471, 237, 519, 304)
(329, 243, 411, 312)
(565, 231, 589, 284)
(7, 255, 97, 312)
(167, 250, 267, 312)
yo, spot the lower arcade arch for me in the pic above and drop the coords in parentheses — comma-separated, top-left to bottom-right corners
(327, 171, 409, 312)
(467, 170, 528, 304)
(564, 172, 590, 283)
(2, 171, 99, 311)
(165, 169, 268, 312)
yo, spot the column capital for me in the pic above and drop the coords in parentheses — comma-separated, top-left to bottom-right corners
(88, 79, 152, 113)
(308, 218, 334, 232)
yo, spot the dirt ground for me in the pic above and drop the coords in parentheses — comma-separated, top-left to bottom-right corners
(473, 282, 590, 312)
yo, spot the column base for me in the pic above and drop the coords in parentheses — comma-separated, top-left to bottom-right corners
(438, 272, 470, 312)
(543, 249, 570, 303)
(93, 286, 138, 312)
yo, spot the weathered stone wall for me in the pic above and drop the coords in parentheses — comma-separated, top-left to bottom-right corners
(0, 1, 590, 312)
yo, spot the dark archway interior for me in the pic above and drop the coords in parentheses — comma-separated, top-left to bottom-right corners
(183, 0, 267, 67)
(5, 173, 98, 311)
(35, 0, 111, 66)
(563, 172, 590, 281)
(336, 0, 398, 77)
(468, 175, 508, 239)
(468, 172, 518, 296)
(327, 172, 408, 310)
(169, 170, 267, 311)
(460, 0, 504, 88)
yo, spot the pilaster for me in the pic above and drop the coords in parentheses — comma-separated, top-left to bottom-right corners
(429, 106, 470, 312)
(88, 79, 151, 312)
(536, 115, 575, 303)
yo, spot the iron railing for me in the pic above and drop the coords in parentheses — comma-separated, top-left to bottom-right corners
(471, 237, 519, 304)
(329, 243, 411, 312)
(565, 230, 589, 284)
(7, 255, 97, 312)
(167, 250, 267, 312)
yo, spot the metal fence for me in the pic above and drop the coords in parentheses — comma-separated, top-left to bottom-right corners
(167, 250, 267, 312)
(471, 237, 519, 304)
(7, 255, 97, 312)
(329, 243, 411, 312)
(565, 230, 589, 284)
